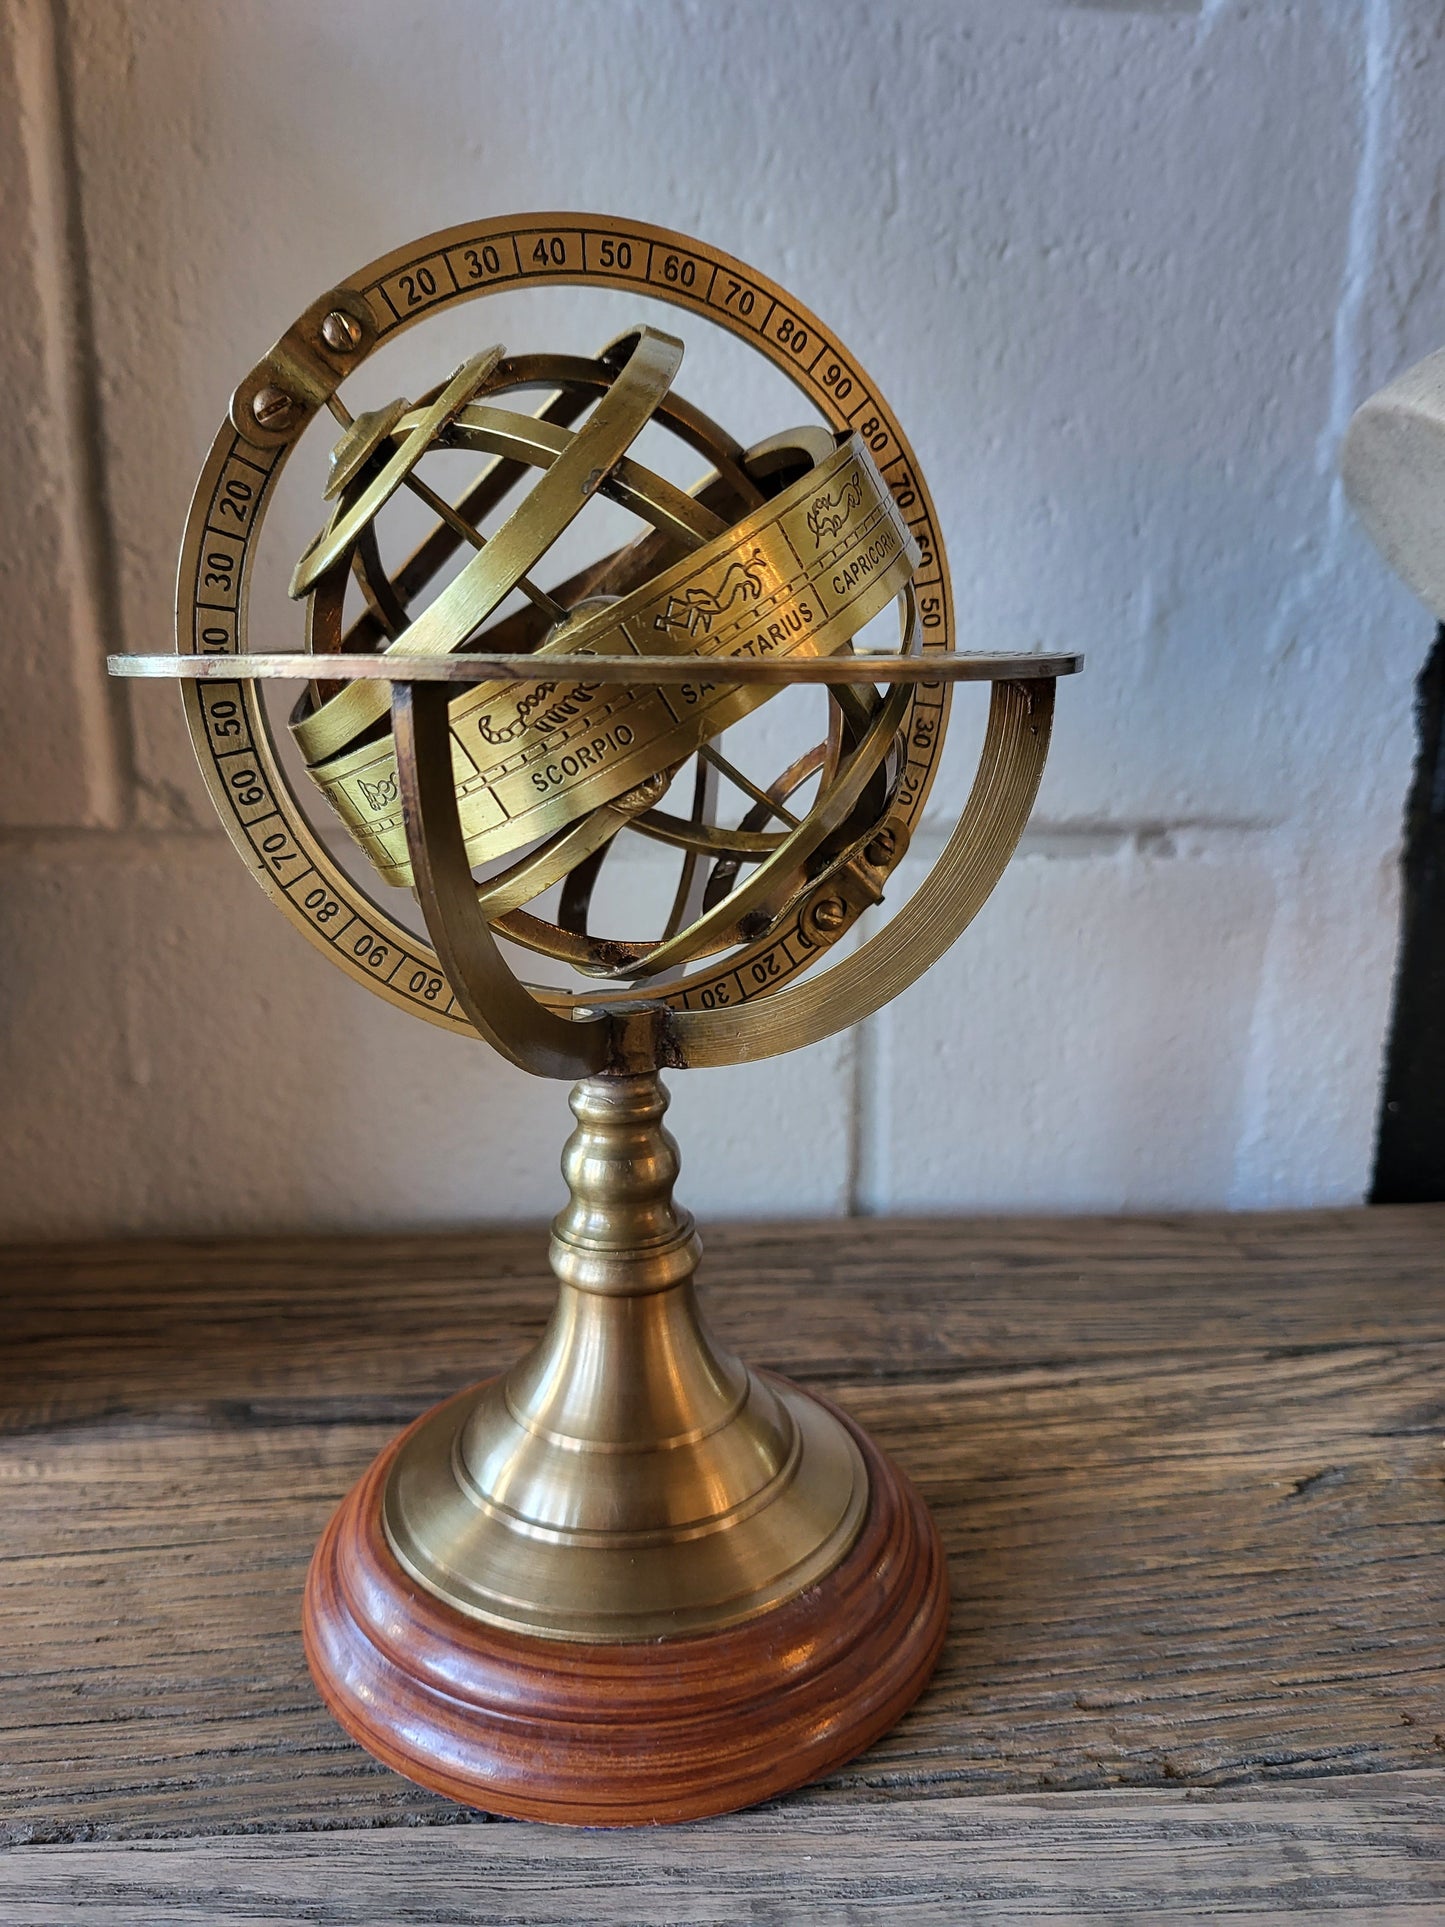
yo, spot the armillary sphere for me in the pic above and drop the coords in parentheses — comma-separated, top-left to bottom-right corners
(110, 214, 1080, 1826)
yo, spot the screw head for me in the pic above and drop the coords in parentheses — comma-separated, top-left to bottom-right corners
(320, 309, 363, 354)
(810, 897, 848, 935)
(864, 828, 897, 868)
(251, 383, 296, 428)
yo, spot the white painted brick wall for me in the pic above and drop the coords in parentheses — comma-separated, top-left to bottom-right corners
(0, 0, 128, 829)
(1, 0, 1440, 1237)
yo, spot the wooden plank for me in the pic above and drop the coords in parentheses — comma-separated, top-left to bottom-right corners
(0, 1779, 1441, 1924)
(0, 1210, 1441, 1844)
(2, 1206, 1443, 1426)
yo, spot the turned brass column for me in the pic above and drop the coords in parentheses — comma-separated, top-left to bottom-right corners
(382, 1072, 868, 1641)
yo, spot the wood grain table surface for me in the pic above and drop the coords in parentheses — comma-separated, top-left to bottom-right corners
(0, 1207, 1441, 1922)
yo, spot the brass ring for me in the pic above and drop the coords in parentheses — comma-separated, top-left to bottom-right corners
(290, 349, 501, 595)
(291, 326, 686, 764)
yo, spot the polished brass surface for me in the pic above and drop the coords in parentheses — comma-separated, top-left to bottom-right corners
(114, 648, 1080, 684)
(154, 215, 990, 1035)
(301, 436, 918, 885)
(391, 678, 606, 1077)
(290, 328, 688, 753)
(290, 349, 504, 599)
(110, 214, 1080, 1645)
(384, 1073, 866, 1640)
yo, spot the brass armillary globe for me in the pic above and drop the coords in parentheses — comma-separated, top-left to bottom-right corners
(111, 213, 1080, 1826)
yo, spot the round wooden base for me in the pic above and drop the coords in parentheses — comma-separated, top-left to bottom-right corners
(303, 1376, 949, 1826)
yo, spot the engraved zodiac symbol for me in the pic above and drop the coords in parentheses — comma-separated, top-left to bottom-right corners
(475, 682, 559, 747)
(806, 471, 865, 546)
(653, 552, 768, 639)
(357, 772, 399, 814)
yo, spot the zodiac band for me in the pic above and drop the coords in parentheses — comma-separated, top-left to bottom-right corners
(301, 437, 918, 886)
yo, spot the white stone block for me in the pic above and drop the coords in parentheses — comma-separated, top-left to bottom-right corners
(0, 0, 126, 828)
(0, 835, 852, 1239)
(856, 834, 1393, 1214)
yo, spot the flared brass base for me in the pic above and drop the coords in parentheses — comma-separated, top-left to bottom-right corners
(385, 1369, 868, 1640)
(304, 1382, 948, 1825)
(382, 1071, 868, 1642)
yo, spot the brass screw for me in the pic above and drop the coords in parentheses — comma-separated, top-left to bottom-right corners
(810, 897, 848, 935)
(251, 384, 295, 428)
(865, 828, 897, 868)
(320, 309, 363, 354)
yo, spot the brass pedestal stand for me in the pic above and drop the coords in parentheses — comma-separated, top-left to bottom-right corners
(303, 1072, 948, 1824)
